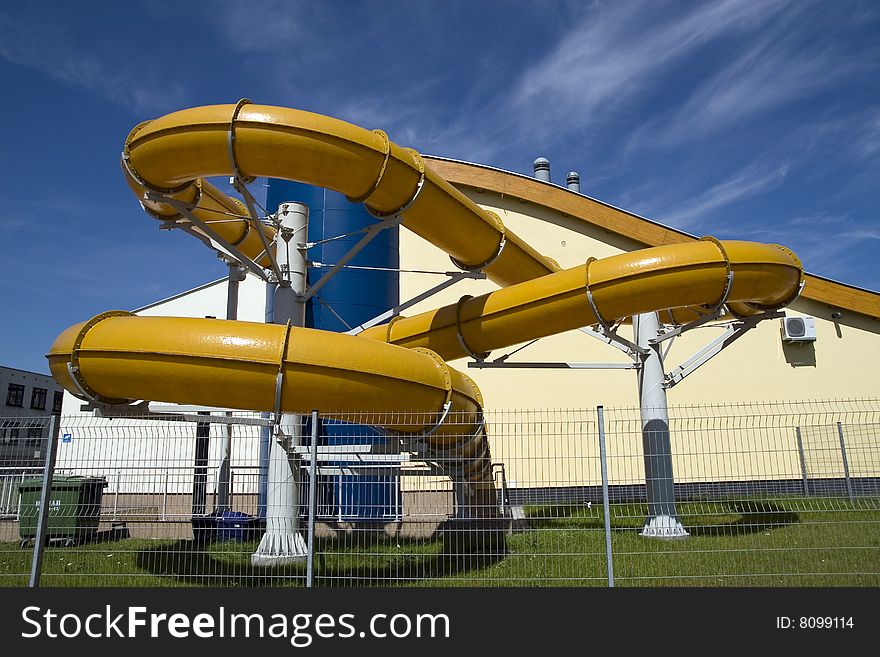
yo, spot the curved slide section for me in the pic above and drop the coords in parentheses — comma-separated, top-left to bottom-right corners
(123, 102, 559, 287)
(48, 314, 493, 485)
(48, 103, 805, 520)
(361, 238, 804, 361)
(125, 171, 279, 268)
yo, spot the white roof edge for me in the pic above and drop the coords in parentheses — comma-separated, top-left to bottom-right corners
(131, 277, 228, 313)
(422, 154, 700, 241)
(424, 155, 879, 297)
(0, 364, 60, 380)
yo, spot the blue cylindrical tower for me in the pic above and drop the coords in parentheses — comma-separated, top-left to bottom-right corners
(266, 179, 401, 521)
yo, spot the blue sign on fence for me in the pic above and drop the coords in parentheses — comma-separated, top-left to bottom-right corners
(62, 433, 72, 444)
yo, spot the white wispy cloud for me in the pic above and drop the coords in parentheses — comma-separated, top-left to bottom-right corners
(788, 214, 848, 227)
(649, 159, 790, 230)
(841, 229, 880, 241)
(629, 25, 863, 151)
(206, 0, 319, 53)
(511, 0, 791, 138)
(723, 211, 880, 285)
(0, 215, 27, 232)
(0, 10, 187, 115)
(775, 229, 879, 284)
(855, 110, 880, 160)
(333, 86, 503, 164)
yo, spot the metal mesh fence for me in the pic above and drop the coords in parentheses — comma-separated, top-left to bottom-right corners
(1, 399, 878, 587)
(602, 400, 880, 586)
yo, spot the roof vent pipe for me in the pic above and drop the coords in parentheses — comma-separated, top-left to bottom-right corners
(533, 157, 551, 182)
(566, 171, 580, 193)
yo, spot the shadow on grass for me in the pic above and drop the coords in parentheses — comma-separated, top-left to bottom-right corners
(524, 504, 603, 530)
(136, 532, 506, 587)
(687, 500, 800, 537)
(523, 499, 800, 536)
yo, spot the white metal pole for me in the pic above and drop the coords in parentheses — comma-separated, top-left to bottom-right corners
(252, 202, 310, 566)
(162, 470, 168, 521)
(635, 312, 688, 538)
(597, 406, 615, 587)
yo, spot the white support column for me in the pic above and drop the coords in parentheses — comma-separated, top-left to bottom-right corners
(635, 312, 688, 539)
(252, 202, 310, 566)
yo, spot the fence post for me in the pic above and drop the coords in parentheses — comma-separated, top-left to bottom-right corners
(29, 415, 60, 588)
(306, 410, 319, 588)
(193, 412, 210, 517)
(837, 422, 854, 503)
(795, 426, 809, 496)
(113, 470, 120, 521)
(162, 470, 169, 521)
(337, 473, 343, 523)
(597, 406, 615, 587)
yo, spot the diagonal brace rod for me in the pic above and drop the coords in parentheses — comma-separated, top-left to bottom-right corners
(148, 193, 270, 281)
(663, 311, 784, 388)
(230, 177, 285, 283)
(345, 270, 486, 335)
(302, 216, 403, 303)
(579, 325, 649, 358)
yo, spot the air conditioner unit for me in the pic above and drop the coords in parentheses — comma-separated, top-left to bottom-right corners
(781, 316, 816, 342)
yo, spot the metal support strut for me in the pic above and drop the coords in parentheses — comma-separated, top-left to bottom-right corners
(148, 191, 273, 282)
(662, 311, 783, 388)
(302, 214, 402, 303)
(252, 201, 309, 567)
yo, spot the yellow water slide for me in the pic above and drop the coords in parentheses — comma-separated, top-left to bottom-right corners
(360, 238, 803, 360)
(121, 103, 558, 287)
(48, 103, 804, 494)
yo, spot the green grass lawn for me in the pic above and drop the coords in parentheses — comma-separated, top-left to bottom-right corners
(2, 497, 878, 587)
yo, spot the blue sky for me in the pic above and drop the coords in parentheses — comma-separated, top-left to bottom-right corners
(1, 0, 878, 374)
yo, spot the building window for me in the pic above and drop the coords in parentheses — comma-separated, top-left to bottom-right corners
(53, 390, 64, 414)
(6, 383, 24, 407)
(31, 387, 47, 410)
(25, 426, 43, 445)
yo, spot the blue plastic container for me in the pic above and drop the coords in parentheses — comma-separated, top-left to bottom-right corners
(216, 511, 259, 542)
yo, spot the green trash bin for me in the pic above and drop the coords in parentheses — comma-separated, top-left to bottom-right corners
(18, 475, 107, 546)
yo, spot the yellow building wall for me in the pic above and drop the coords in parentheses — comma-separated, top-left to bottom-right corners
(401, 187, 880, 409)
(398, 187, 880, 489)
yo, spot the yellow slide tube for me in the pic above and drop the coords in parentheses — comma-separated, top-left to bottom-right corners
(360, 238, 804, 361)
(122, 102, 559, 287)
(48, 314, 492, 484)
(124, 158, 278, 268)
(48, 103, 805, 502)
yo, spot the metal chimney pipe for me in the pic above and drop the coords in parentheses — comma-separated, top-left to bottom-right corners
(566, 171, 580, 192)
(533, 157, 551, 182)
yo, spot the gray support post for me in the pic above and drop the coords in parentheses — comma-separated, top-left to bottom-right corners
(29, 415, 60, 588)
(193, 412, 210, 517)
(225, 260, 244, 318)
(597, 406, 614, 587)
(257, 282, 275, 517)
(795, 426, 810, 497)
(216, 425, 232, 513)
(252, 202, 310, 566)
(217, 261, 246, 513)
(634, 312, 688, 538)
(837, 422, 854, 502)
(306, 410, 319, 587)
(453, 481, 470, 519)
